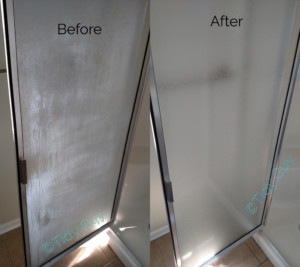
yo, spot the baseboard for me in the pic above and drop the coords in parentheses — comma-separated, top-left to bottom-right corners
(150, 225, 170, 241)
(253, 231, 289, 267)
(107, 228, 141, 267)
(0, 218, 21, 235)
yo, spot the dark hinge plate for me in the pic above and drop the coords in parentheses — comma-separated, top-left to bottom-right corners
(19, 159, 27, 184)
(165, 180, 174, 202)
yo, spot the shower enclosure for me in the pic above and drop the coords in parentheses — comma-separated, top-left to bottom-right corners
(150, 0, 300, 266)
(258, 40, 300, 266)
(1, 0, 149, 266)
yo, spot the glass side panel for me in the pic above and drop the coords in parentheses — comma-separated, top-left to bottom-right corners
(263, 61, 300, 266)
(111, 69, 150, 266)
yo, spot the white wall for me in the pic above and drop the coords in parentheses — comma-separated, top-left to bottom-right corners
(0, 13, 20, 229)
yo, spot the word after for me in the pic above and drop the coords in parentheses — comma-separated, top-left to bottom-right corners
(58, 23, 102, 35)
(210, 15, 243, 27)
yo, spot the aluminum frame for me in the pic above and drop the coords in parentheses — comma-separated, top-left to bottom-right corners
(1, 0, 150, 265)
(150, 32, 300, 267)
(111, 41, 150, 222)
(150, 54, 181, 267)
(261, 30, 300, 227)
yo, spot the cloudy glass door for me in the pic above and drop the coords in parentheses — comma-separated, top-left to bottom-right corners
(150, 0, 300, 266)
(2, 0, 149, 266)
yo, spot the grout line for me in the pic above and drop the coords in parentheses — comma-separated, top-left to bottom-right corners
(155, 238, 170, 267)
(4, 240, 16, 267)
(158, 244, 168, 267)
(151, 241, 168, 267)
(246, 239, 263, 265)
(98, 243, 125, 266)
(0, 69, 7, 73)
(105, 258, 118, 265)
(96, 245, 110, 262)
(260, 259, 269, 265)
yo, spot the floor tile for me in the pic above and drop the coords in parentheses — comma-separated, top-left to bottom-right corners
(153, 234, 175, 267)
(98, 244, 116, 260)
(150, 242, 165, 267)
(108, 258, 125, 267)
(260, 260, 274, 267)
(213, 242, 260, 267)
(103, 262, 114, 267)
(154, 234, 173, 250)
(6, 242, 25, 266)
(50, 260, 64, 267)
(4, 228, 25, 266)
(0, 239, 14, 267)
(61, 245, 109, 267)
(0, 227, 125, 267)
(151, 233, 274, 267)
(246, 238, 267, 263)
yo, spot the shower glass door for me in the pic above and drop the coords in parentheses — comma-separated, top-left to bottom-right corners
(2, 0, 149, 266)
(150, 0, 300, 266)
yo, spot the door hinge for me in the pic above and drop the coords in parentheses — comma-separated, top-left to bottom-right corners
(19, 159, 27, 184)
(165, 180, 174, 202)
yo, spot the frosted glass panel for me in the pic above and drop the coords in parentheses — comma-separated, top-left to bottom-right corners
(6, 0, 148, 266)
(263, 62, 300, 266)
(111, 69, 150, 266)
(151, 0, 297, 266)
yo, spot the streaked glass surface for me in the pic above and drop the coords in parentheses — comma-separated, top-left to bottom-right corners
(151, 0, 297, 266)
(10, 0, 148, 265)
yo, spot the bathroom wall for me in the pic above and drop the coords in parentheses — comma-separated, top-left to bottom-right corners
(0, 14, 20, 231)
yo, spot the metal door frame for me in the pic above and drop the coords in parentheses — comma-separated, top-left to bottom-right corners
(150, 29, 300, 266)
(1, 0, 149, 265)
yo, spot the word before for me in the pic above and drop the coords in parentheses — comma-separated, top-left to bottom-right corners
(210, 15, 243, 27)
(246, 154, 295, 215)
(43, 211, 105, 254)
(58, 23, 102, 35)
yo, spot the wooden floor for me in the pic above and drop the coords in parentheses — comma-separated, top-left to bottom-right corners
(151, 233, 274, 267)
(0, 227, 124, 267)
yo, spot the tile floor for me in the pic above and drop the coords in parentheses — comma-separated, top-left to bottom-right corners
(0, 227, 124, 267)
(0, 227, 25, 267)
(151, 233, 274, 267)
